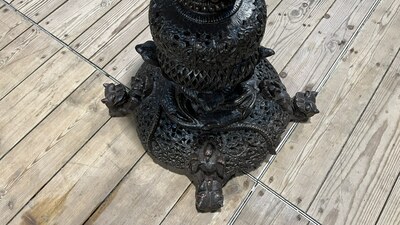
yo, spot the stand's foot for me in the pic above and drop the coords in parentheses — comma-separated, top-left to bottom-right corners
(291, 91, 320, 122)
(195, 177, 224, 212)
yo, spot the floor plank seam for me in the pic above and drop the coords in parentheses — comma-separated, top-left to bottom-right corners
(297, 0, 386, 211)
(0, 47, 63, 101)
(158, 184, 192, 225)
(257, 180, 322, 225)
(226, 0, 386, 223)
(0, 69, 99, 162)
(82, 153, 147, 224)
(243, 172, 322, 225)
(304, 47, 400, 217)
(227, 181, 259, 225)
(374, 172, 400, 225)
(87, 5, 150, 62)
(0, 24, 32, 52)
(314, 0, 383, 92)
(6, 117, 113, 224)
(225, 108, 300, 224)
(1, 0, 124, 86)
(32, 0, 71, 24)
(278, 0, 338, 74)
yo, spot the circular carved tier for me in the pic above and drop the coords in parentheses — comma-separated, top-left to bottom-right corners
(149, 0, 267, 91)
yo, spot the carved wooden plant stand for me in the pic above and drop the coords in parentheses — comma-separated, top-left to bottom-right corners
(101, 0, 319, 212)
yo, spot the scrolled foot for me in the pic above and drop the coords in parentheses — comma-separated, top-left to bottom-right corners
(102, 83, 137, 117)
(195, 178, 224, 212)
(291, 91, 320, 122)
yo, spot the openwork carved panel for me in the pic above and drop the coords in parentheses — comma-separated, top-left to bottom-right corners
(102, 0, 319, 212)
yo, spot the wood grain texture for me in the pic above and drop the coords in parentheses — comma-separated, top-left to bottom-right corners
(281, 0, 380, 95)
(0, 73, 111, 223)
(11, 0, 68, 22)
(0, 48, 95, 158)
(256, 0, 400, 222)
(376, 176, 400, 225)
(161, 176, 254, 225)
(262, 0, 335, 73)
(307, 51, 400, 225)
(39, 0, 121, 43)
(71, 0, 149, 63)
(86, 155, 191, 225)
(0, 4, 31, 49)
(9, 117, 145, 225)
(251, 0, 379, 178)
(234, 186, 309, 225)
(104, 28, 151, 85)
(0, 26, 61, 99)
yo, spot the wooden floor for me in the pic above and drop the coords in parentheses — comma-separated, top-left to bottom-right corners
(0, 0, 399, 224)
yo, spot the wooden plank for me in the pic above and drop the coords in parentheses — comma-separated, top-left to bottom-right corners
(11, 0, 68, 22)
(85, 155, 191, 225)
(9, 117, 144, 225)
(39, 0, 121, 43)
(252, 0, 379, 177)
(71, 0, 149, 62)
(0, 48, 95, 158)
(261, 0, 337, 74)
(0, 4, 31, 49)
(161, 176, 253, 225)
(376, 176, 400, 225)
(281, 0, 380, 95)
(0, 26, 61, 99)
(258, 0, 400, 218)
(0, 73, 111, 223)
(306, 51, 400, 225)
(103, 28, 151, 85)
(234, 186, 309, 225)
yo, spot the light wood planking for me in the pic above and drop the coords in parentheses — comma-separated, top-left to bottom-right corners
(9, 117, 145, 225)
(376, 176, 400, 225)
(281, 0, 380, 95)
(256, 0, 400, 221)
(103, 28, 151, 85)
(307, 51, 400, 224)
(234, 186, 309, 225)
(251, 0, 379, 177)
(39, 0, 121, 43)
(0, 4, 31, 49)
(71, 0, 149, 62)
(261, 0, 335, 73)
(0, 73, 111, 224)
(11, 0, 68, 22)
(0, 48, 95, 158)
(0, 26, 61, 99)
(161, 176, 253, 225)
(86, 155, 190, 225)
